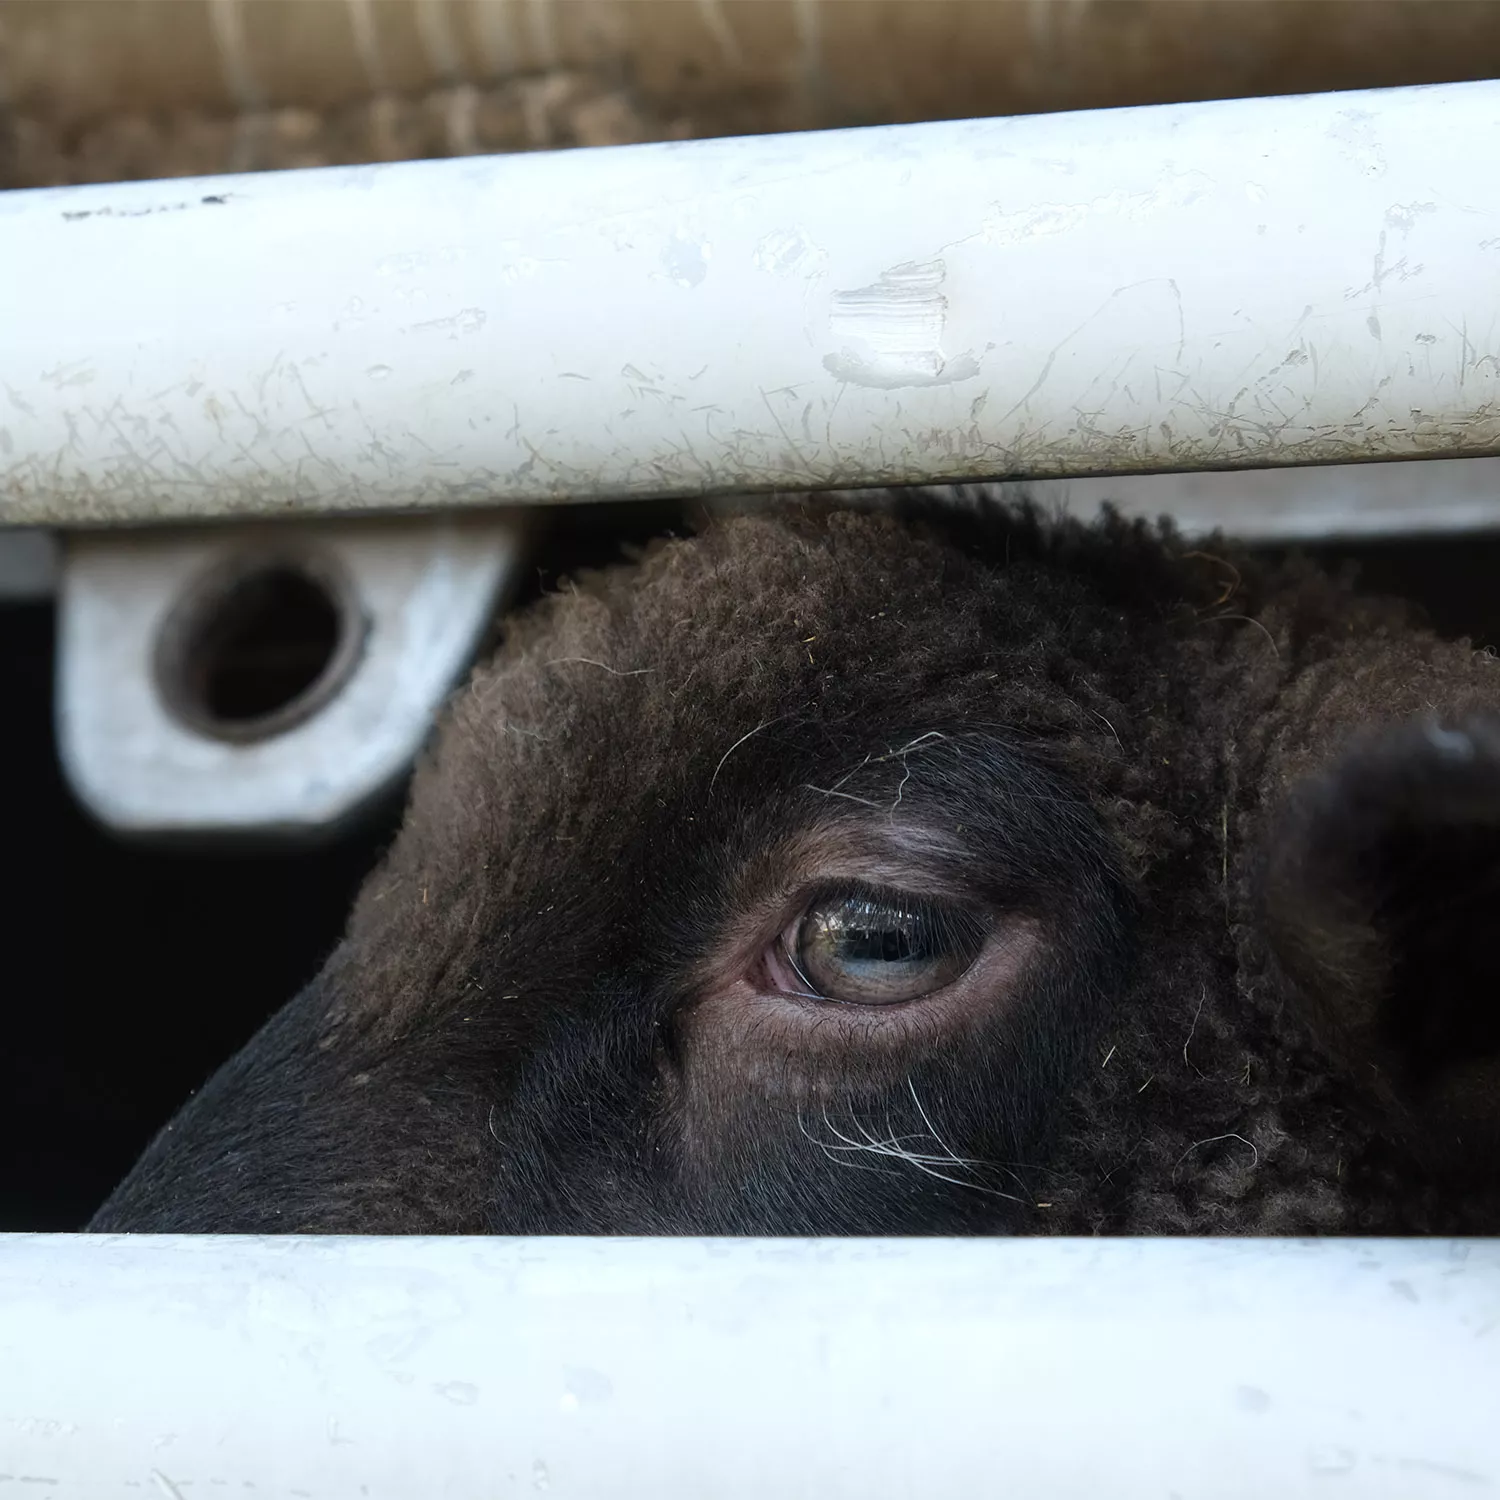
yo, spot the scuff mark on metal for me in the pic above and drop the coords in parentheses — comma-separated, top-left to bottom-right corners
(823, 260, 981, 389)
(404, 308, 488, 337)
(62, 195, 235, 223)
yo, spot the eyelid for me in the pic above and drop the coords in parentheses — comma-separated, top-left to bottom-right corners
(766, 934, 826, 1002)
(784, 880, 992, 950)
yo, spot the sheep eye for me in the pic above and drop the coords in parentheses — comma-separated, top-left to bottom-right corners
(785, 889, 989, 1006)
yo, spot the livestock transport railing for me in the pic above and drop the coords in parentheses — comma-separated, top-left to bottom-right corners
(2, 76, 1499, 1497)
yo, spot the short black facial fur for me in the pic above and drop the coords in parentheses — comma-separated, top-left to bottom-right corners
(93, 492, 1500, 1236)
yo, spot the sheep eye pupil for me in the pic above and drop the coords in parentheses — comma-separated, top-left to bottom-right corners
(793, 893, 983, 1005)
(825, 902, 925, 963)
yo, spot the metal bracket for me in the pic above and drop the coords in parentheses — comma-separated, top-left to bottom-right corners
(55, 512, 525, 842)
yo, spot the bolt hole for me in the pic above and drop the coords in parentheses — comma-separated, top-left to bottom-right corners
(156, 552, 366, 743)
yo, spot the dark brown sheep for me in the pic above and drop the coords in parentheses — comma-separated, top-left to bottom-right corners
(93, 490, 1500, 1236)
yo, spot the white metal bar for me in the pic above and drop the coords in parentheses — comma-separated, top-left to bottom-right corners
(711, 454, 1500, 543)
(1, 1236, 1497, 1496)
(1046, 455, 1500, 542)
(3, 81, 1500, 528)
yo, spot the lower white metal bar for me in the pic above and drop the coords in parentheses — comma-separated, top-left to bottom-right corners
(3, 80, 1500, 527)
(1, 1236, 1496, 1496)
(1046, 454, 1500, 542)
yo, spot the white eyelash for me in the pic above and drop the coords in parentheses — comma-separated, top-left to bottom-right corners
(793, 1079, 1028, 1206)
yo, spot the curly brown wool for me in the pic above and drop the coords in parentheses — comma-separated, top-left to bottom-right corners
(93, 490, 1500, 1236)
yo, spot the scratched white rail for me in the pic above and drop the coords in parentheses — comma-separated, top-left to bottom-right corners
(3, 80, 1500, 527)
(1, 1236, 1497, 1497)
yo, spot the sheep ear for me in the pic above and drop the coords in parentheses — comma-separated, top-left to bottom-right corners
(1261, 714, 1500, 1117)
